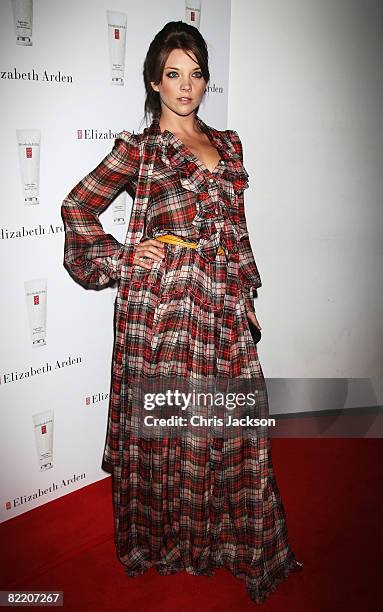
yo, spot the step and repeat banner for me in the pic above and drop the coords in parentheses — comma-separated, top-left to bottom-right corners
(0, 0, 231, 522)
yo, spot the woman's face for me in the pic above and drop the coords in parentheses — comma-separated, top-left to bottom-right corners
(150, 48, 207, 118)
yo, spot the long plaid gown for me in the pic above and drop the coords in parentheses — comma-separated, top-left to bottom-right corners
(61, 115, 299, 604)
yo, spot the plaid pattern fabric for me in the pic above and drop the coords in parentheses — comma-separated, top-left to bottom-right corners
(61, 115, 298, 604)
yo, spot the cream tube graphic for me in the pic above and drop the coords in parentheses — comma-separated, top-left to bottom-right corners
(11, 0, 33, 46)
(113, 192, 126, 225)
(33, 410, 54, 471)
(185, 0, 201, 29)
(17, 129, 40, 204)
(24, 278, 47, 346)
(106, 10, 127, 86)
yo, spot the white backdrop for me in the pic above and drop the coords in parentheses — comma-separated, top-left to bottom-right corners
(228, 0, 383, 416)
(0, 0, 232, 522)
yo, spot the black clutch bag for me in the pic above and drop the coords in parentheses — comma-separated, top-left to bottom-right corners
(248, 319, 262, 344)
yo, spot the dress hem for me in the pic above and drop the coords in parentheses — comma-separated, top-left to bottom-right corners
(118, 547, 300, 605)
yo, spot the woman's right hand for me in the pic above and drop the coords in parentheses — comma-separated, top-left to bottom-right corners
(132, 238, 166, 270)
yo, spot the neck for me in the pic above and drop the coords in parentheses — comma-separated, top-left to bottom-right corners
(158, 109, 200, 136)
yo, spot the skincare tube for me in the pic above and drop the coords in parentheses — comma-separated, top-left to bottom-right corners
(33, 410, 54, 471)
(113, 191, 127, 225)
(16, 129, 40, 205)
(11, 0, 33, 46)
(24, 278, 47, 347)
(185, 0, 201, 29)
(106, 10, 127, 86)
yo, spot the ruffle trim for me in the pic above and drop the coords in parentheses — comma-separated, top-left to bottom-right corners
(157, 128, 249, 262)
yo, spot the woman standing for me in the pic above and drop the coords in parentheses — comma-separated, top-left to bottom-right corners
(61, 20, 302, 605)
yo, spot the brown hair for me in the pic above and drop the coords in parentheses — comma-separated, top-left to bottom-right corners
(142, 21, 210, 125)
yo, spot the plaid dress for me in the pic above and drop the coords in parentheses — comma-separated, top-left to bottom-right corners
(61, 115, 299, 604)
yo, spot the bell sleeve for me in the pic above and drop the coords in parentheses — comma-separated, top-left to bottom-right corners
(229, 130, 262, 313)
(61, 131, 139, 288)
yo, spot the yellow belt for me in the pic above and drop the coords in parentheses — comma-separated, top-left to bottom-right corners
(155, 233, 225, 255)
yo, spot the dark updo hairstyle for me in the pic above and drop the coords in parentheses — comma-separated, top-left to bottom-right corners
(142, 20, 210, 125)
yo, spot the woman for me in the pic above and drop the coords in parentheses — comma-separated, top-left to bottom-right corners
(61, 20, 302, 605)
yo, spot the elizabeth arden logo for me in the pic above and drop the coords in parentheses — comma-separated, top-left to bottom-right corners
(1, 355, 82, 385)
(26, 146, 32, 157)
(2, 68, 73, 83)
(85, 392, 109, 405)
(114, 28, 119, 39)
(4, 473, 87, 511)
(0, 224, 64, 240)
(206, 82, 224, 94)
(76, 128, 120, 140)
(34, 295, 39, 305)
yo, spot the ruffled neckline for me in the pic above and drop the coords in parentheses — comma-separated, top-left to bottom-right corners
(154, 115, 249, 191)
(150, 115, 250, 262)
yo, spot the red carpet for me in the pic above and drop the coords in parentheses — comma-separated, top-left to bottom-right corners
(1, 439, 382, 611)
